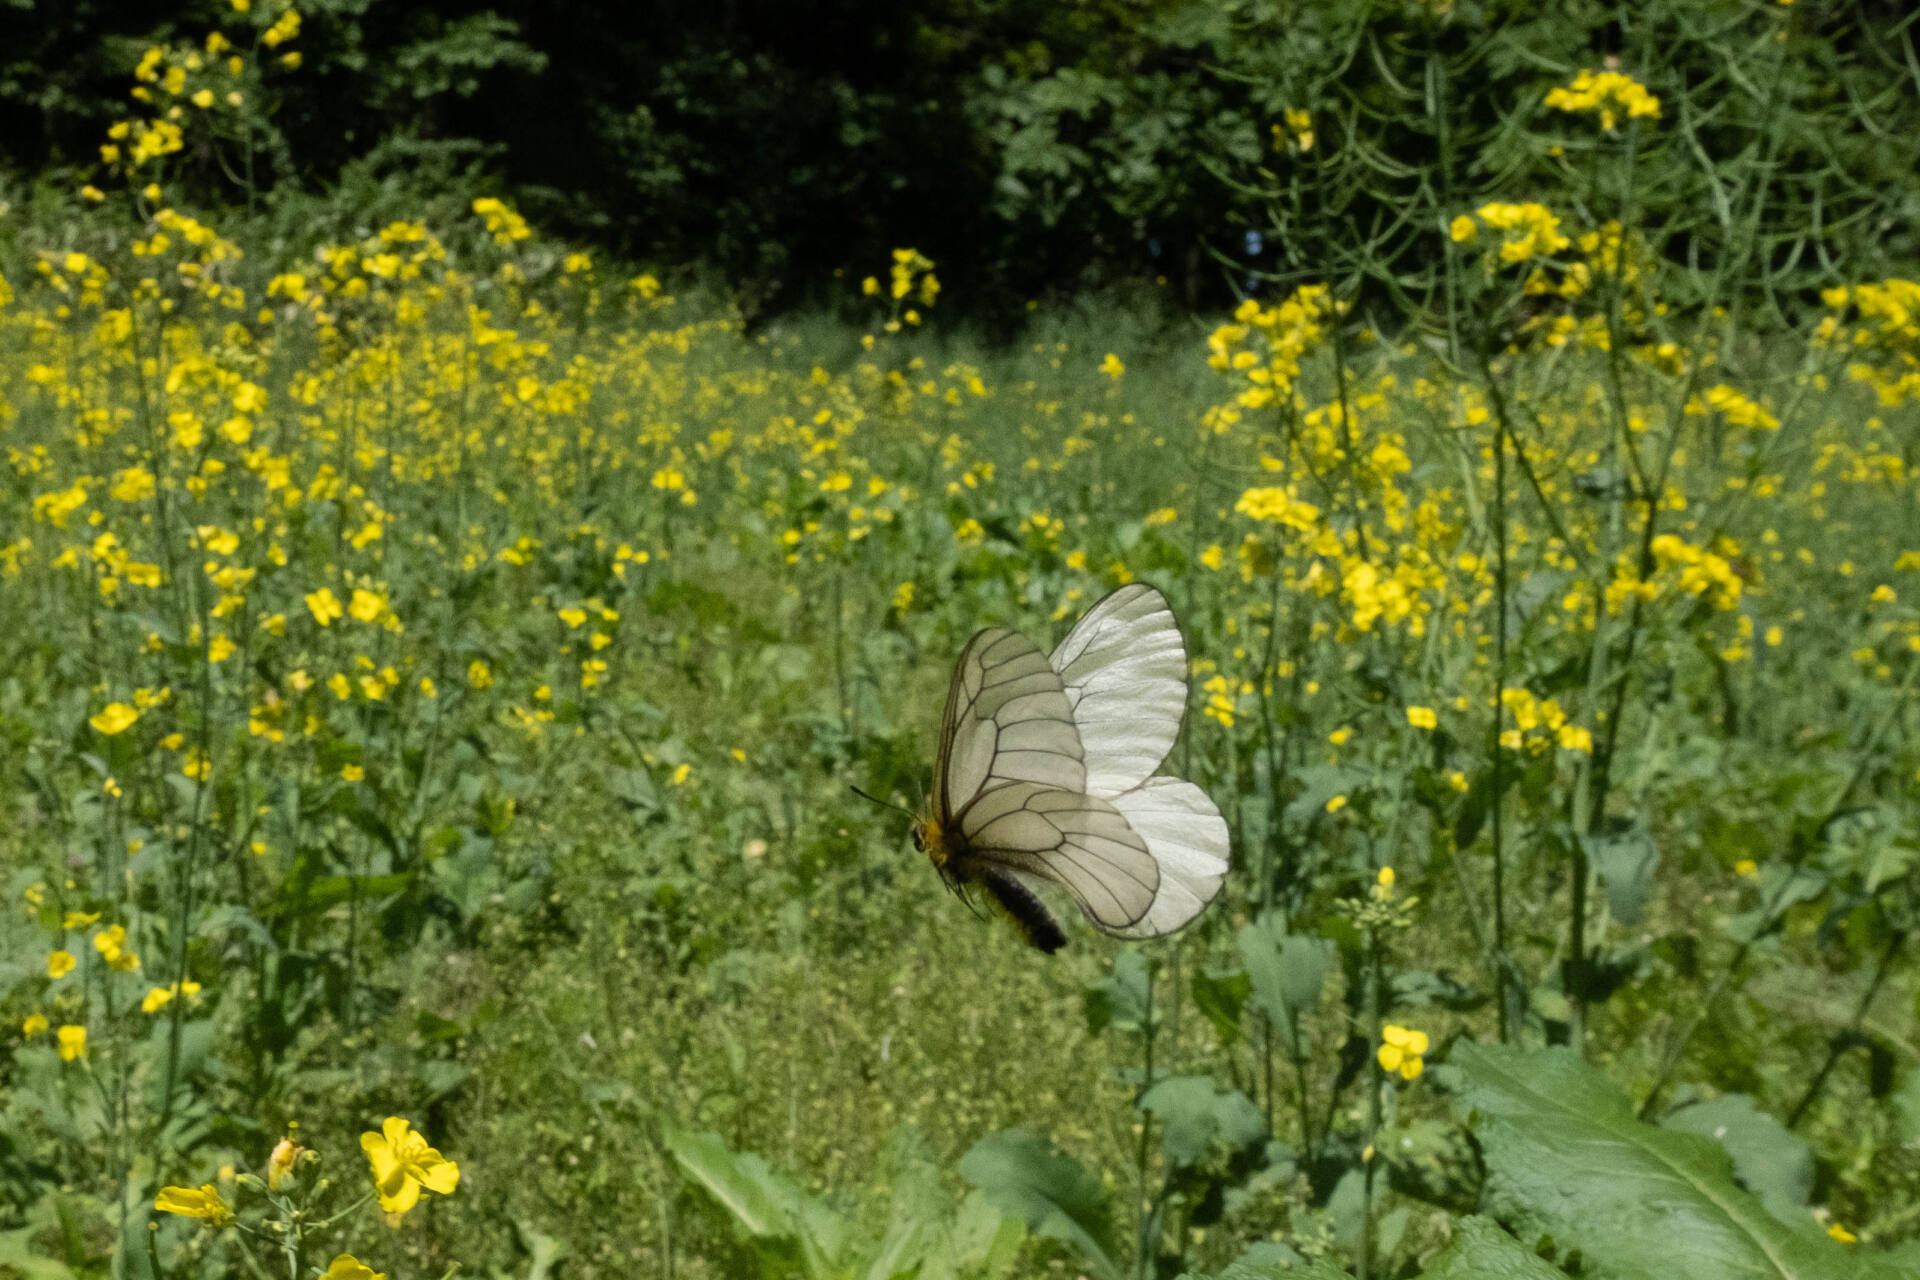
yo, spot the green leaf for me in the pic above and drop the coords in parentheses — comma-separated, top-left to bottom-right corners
(957, 1129, 1120, 1280)
(1190, 968, 1251, 1046)
(0, 1228, 75, 1280)
(915, 1191, 1024, 1280)
(1661, 1095, 1812, 1226)
(661, 1123, 846, 1278)
(1085, 952, 1154, 1036)
(1175, 1240, 1345, 1278)
(1239, 913, 1331, 1052)
(1583, 821, 1660, 925)
(1138, 1075, 1267, 1167)
(1448, 1043, 1900, 1279)
(1893, 1068, 1920, 1142)
(1285, 765, 1371, 825)
(1416, 1216, 1567, 1278)
(511, 1217, 566, 1280)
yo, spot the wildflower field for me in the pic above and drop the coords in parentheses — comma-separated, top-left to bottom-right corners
(5, 10, 1920, 1280)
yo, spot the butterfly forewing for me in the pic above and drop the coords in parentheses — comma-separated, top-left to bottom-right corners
(958, 781, 1159, 931)
(936, 628, 1086, 819)
(1048, 584, 1189, 798)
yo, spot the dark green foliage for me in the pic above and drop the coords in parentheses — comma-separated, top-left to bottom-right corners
(6, 1, 1919, 314)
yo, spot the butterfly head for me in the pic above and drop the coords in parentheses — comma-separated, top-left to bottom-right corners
(911, 813, 945, 863)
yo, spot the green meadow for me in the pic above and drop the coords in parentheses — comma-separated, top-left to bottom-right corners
(4, 4, 1920, 1280)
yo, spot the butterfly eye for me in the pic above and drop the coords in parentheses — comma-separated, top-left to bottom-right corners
(910, 825, 926, 853)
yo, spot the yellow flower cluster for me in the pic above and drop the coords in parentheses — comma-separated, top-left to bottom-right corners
(1686, 384, 1781, 432)
(1205, 286, 1341, 414)
(1377, 1024, 1429, 1079)
(1451, 202, 1571, 264)
(1499, 688, 1593, 755)
(1820, 279, 1920, 407)
(1271, 107, 1313, 153)
(1234, 485, 1320, 531)
(1544, 70, 1663, 131)
(473, 196, 532, 247)
(1645, 534, 1748, 613)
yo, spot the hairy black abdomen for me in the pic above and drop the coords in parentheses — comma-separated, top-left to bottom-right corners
(977, 868, 1066, 954)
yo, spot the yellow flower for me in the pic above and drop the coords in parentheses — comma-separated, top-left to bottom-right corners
(1734, 859, 1759, 879)
(57, 1025, 87, 1061)
(467, 659, 492, 689)
(91, 703, 139, 735)
(143, 986, 174, 1013)
(1405, 705, 1437, 730)
(349, 588, 386, 623)
(361, 1117, 460, 1215)
(23, 1013, 49, 1037)
(1325, 794, 1348, 813)
(323, 1255, 386, 1280)
(269, 1136, 302, 1189)
(48, 950, 77, 979)
(154, 1184, 235, 1227)
(1377, 1024, 1430, 1079)
(342, 764, 364, 782)
(306, 587, 344, 626)
(1827, 1222, 1856, 1245)
(1098, 353, 1125, 379)
(95, 925, 141, 972)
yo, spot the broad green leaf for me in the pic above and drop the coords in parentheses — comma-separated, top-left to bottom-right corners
(1416, 1216, 1567, 1279)
(0, 1228, 74, 1280)
(1582, 822, 1659, 925)
(1174, 1240, 1345, 1279)
(511, 1218, 566, 1280)
(1085, 952, 1154, 1036)
(661, 1123, 846, 1277)
(1191, 967, 1251, 1046)
(1449, 1043, 1901, 1280)
(1239, 913, 1331, 1052)
(957, 1128, 1120, 1280)
(918, 1191, 1024, 1280)
(1138, 1075, 1267, 1167)
(1661, 1095, 1811, 1226)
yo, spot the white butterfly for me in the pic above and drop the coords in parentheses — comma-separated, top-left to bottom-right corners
(911, 583, 1230, 951)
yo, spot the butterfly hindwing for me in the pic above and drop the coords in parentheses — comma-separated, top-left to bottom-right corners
(957, 781, 1159, 932)
(1104, 777, 1230, 939)
(1048, 584, 1188, 798)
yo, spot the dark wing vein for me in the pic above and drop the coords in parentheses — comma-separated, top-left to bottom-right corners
(957, 781, 1158, 930)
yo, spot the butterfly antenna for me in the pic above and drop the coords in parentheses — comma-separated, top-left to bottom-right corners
(850, 785, 916, 818)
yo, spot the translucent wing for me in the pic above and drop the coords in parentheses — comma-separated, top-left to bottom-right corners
(1104, 778, 1230, 939)
(956, 781, 1159, 931)
(1048, 584, 1188, 798)
(935, 628, 1085, 820)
